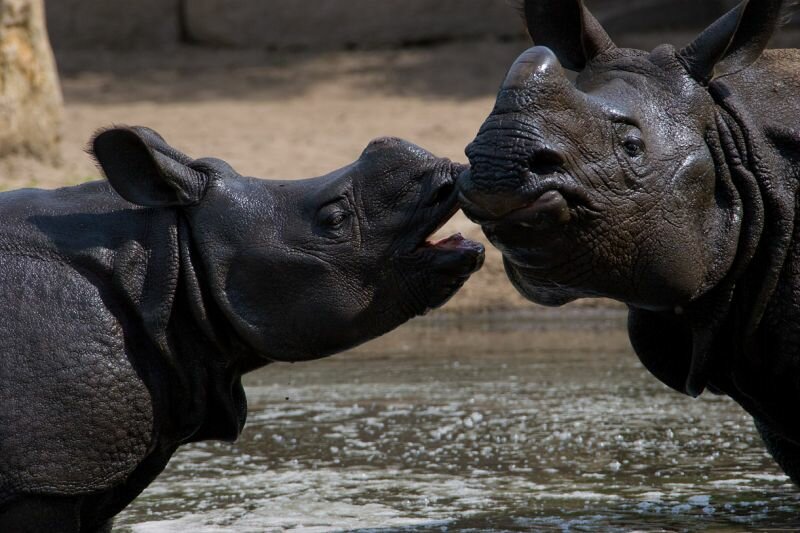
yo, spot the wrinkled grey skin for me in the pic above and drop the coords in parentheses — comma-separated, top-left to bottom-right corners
(0, 126, 484, 531)
(459, 0, 800, 484)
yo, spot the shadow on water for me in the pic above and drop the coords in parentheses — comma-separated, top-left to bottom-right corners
(117, 308, 800, 532)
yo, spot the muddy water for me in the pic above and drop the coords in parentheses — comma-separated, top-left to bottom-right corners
(117, 309, 800, 532)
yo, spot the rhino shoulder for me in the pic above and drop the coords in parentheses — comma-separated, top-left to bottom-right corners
(0, 252, 154, 504)
(722, 50, 800, 126)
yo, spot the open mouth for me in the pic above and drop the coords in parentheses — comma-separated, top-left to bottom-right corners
(393, 165, 486, 312)
(411, 171, 485, 264)
(417, 201, 480, 253)
(423, 232, 480, 251)
(392, 163, 486, 287)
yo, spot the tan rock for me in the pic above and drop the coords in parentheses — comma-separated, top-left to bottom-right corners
(0, 0, 62, 162)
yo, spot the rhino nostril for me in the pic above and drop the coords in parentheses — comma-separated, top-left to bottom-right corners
(527, 148, 565, 176)
(428, 181, 455, 206)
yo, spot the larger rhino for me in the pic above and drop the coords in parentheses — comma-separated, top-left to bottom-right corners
(0, 126, 484, 531)
(458, 0, 800, 482)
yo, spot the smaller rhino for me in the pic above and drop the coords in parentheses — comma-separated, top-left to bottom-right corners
(459, 0, 800, 484)
(0, 127, 484, 531)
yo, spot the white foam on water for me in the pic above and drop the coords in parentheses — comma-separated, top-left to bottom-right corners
(687, 495, 710, 506)
(130, 501, 443, 533)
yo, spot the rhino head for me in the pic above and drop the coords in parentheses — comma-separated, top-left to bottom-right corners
(93, 127, 484, 364)
(458, 0, 796, 395)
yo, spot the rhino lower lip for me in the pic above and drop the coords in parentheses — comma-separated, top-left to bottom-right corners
(422, 232, 485, 256)
(474, 189, 574, 235)
(422, 233, 486, 284)
(460, 178, 594, 227)
(419, 222, 483, 257)
(507, 190, 572, 226)
(481, 218, 567, 260)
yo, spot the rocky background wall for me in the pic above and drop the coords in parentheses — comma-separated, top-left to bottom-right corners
(46, 0, 796, 52)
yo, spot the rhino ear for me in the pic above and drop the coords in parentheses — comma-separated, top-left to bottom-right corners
(522, 0, 615, 71)
(679, 0, 796, 83)
(92, 126, 209, 208)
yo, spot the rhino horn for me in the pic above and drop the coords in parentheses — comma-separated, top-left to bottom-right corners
(521, 0, 616, 71)
(501, 46, 567, 90)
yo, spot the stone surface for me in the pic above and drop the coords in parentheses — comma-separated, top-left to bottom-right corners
(598, 0, 736, 33)
(183, 0, 526, 49)
(0, 0, 62, 162)
(39, 0, 799, 52)
(181, 0, 796, 50)
(45, 0, 180, 50)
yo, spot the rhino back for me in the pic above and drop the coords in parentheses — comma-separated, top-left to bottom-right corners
(0, 181, 153, 261)
(0, 254, 153, 504)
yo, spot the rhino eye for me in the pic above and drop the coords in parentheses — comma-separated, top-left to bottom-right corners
(317, 201, 353, 239)
(613, 122, 645, 159)
(325, 210, 348, 228)
(622, 136, 645, 158)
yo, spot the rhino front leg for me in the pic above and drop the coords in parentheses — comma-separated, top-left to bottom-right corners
(754, 417, 800, 487)
(0, 495, 82, 532)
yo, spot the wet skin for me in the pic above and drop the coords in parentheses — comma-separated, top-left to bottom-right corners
(0, 127, 484, 530)
(458, 0, 800, 486)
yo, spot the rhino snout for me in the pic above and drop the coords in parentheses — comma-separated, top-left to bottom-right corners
(459, 140, 569, 218)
